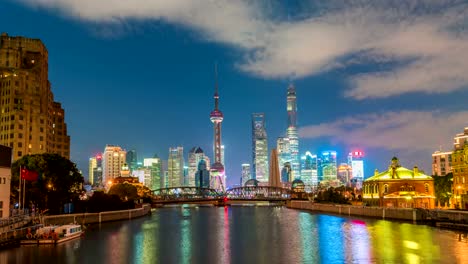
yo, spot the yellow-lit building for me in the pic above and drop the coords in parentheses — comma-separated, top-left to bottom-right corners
(0, 33, 70, 161)
(452, 127, 468, 209)
(363, 157, 435, 209)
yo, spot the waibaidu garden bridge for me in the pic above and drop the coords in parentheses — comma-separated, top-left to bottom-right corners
(151, 186, 295, 206)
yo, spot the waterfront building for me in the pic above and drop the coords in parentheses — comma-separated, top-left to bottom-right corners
(0, 33, 70, 161)
(188, 147, 210, 187)
(452, 127, 468, 209)
(252, 113, 269, 183)
(102, 145, 126, 186)
(168, 146, 184, 187)
(195, 159, 210, 188)
(348, 151, 365, 188)
(432, 150, 452, 176)
(363, 157, 435, 209)
(321, 151, 337, 182)
(286, 84, 300, 180)
(209, 67, 225, 191)
(268, 149, 281, 187)
(142, 155, 163, 190)
(126, 150, 138, 172)
(241, 164, 251, 186)
(0, 145, 11, 218)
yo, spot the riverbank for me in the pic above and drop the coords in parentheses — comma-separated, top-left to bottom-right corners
(41, 204, 151, 225)
(288, 201, 468, 230)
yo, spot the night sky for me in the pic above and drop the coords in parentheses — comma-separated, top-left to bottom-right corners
(2, 1, 468, 186)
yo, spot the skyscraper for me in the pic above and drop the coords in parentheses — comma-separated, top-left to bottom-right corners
(300, 151, 316, 187)
(102, 145, 126, 185)
(269, 149, 281, 187)
(277, 137, 291, 169)
(195, 159, 210, 188)
(252, 113, 269, 183)
(432, 150, 452, 176)
(188, 147, 210, 187)
(241, 163, 251, 186)
(0, 33, 70, 161)
(321, 151, 337, 181)
(126, 150, 138, 172)
(88, 156, 97, 185)
(210, 66, 225, 190)
(348, 151, 364, 188)
(168, 146, 184, 187)
(286, 84, 300, 180)
(143, 155, 163, 189)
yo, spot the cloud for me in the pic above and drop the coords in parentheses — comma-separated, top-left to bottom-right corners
(16, 0, 468, 99)
(299, 111, 468, 152)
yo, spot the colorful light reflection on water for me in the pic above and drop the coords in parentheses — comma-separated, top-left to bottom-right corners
(1, 206, 467, 263)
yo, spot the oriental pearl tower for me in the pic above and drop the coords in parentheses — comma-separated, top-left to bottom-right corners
(210, 66, 225, 191)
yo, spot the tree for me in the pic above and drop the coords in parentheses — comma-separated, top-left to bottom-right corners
(433, 173, 453, 207)
(108, 183, 138, 201)
(11, 154, 84, 214)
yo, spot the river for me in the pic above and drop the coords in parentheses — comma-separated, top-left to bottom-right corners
(1, 205, 467, 263)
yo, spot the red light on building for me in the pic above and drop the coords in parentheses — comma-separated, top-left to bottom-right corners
(350, 151, 364, 158)
(96, 154, 102, 160)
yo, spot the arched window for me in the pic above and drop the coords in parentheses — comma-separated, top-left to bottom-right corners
(424, 183, 429, 193)
(384, 184, 389, 194)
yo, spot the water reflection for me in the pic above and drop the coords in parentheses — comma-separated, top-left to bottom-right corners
(1, 207, 467, 264)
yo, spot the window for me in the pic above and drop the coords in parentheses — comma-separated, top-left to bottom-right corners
(17, 151, 22, 157)
(384, 184, 389, 193)
(424, 183, 429, 193)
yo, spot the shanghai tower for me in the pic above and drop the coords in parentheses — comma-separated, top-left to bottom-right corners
(287, 84, 300, 180)
(210, 67, 225, 190)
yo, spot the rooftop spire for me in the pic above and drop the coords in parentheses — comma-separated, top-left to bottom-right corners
(214, 62, 219, 110)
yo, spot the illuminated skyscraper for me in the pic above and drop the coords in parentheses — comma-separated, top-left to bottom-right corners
(210, 66, 225, 190)
(432, 150, 452, 176)
(168, 146, 184, 187)
(0, 33, 70, 161)
(300, 151, 317, 187)
(337, 163, 352, 186)
(281, 162, 292, 185)
(188, 147, 210, 187)
(195, 159, 210, 188)
(348, 151, 364, 188)
(88, 156, 97, 185)
(126, 150, 138, 172)
(252, 113, 269, 183)
(143, 155, 163, 189)
(286, 84, 300, 180)
(102, 145, 126, 185)
(241, 164, 251, 186)
(277, 137, 291, 169)
(321, 151, 337, 181)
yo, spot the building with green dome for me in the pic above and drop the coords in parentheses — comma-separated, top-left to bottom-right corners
(363, 157, 435, 208)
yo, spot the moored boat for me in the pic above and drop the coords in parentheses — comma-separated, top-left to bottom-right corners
(21, 224, 83, 245)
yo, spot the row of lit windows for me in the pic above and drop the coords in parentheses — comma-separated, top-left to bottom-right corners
(364, 183, 430, 194)
(454, 177, 466, 184)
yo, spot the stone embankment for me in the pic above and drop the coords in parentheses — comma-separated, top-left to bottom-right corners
(42, 204, 151, 225)
(288, 201, 468, 226)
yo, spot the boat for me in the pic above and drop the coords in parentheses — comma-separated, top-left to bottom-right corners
(21, 224, 84, 245)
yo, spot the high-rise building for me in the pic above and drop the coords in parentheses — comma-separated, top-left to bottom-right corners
(0, 33, 70, 161)
(143, 155, 163, 190)
(188, 147, 210, 187)
(452, 127, 468, 209)
(195, 159, 210, 188)
(88, 157, 97, 185)
(348, 151, 364, 188)
(432, 151, 452, 176)
(102, 145, 126, 185)
(321, 151, 337, 181)
(269, 149, 281, 187)
(277, 137, 291, 169)
(209, 66, 225, 190)
(337, 163, 352, 186)
(93, 154, 103, 186)
(300, 151, 316, 187)
(241, 163, 251, 186)
(252, 113, 269, 183)
(281, 162, 292, 185)
(286, 84, 300, 180)
(126, 150, 138, 172)
(168, 146, 184, 187)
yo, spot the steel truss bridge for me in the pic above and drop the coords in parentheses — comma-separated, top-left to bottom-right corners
(151, 186, 292, 205)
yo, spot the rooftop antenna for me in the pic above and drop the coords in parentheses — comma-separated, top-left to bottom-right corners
(214, 61, 219, 110)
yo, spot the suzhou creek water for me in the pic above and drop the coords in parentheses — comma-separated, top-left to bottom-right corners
(1, 206, 468, 264)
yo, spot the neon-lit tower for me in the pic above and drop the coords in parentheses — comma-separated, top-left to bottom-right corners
(210, 66, 225, 191)
(287, 84, 300, 180)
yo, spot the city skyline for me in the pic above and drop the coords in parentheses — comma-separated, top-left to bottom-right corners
(2, 1, 468, 187)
